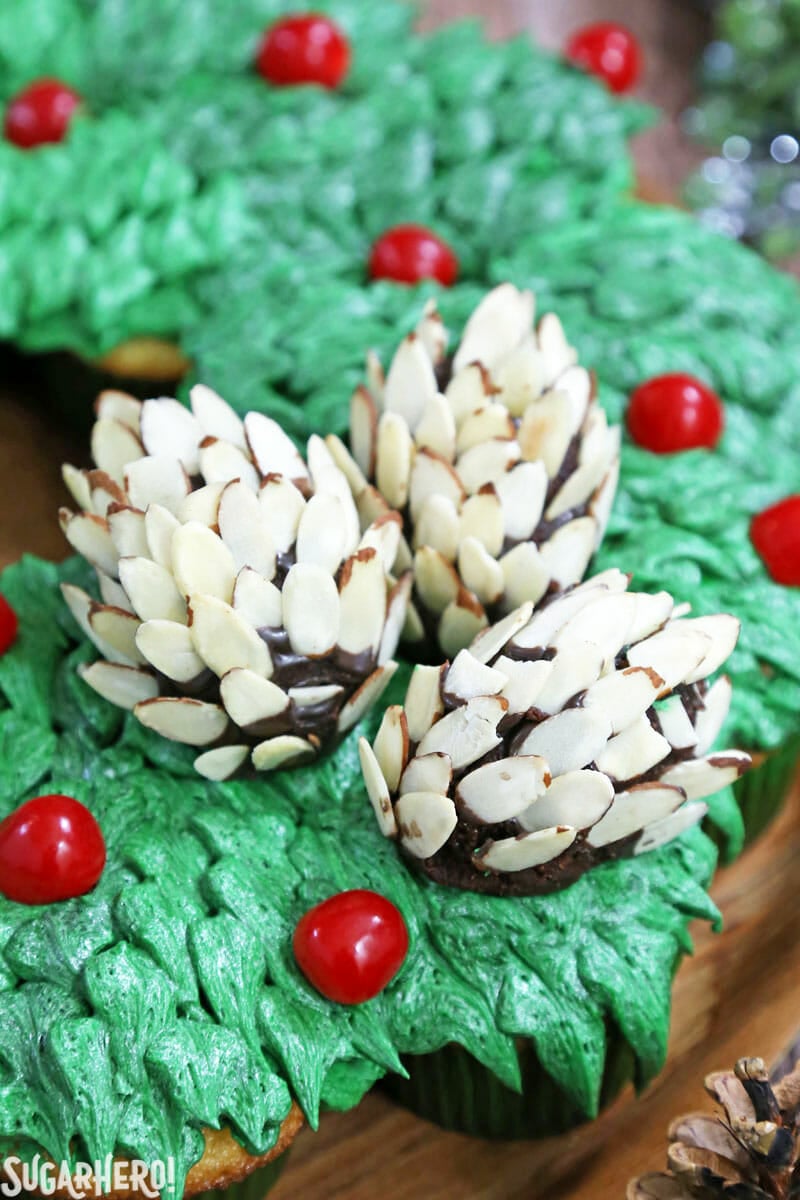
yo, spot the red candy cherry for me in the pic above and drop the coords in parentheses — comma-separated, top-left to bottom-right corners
(293, 889, 408, 1005)
(750, 496, 800, 586)
(4, 78, 81, 148)
(256, 14, 351, 89)
(627, 373, 724, 454)
(0, 795, 106, 905)
(565, 23, 642, 94)
(0, 595, 18, 655)
(369, 224, 459, 287)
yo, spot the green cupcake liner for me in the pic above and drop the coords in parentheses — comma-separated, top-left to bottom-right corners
(193, 1152, 289, 1200)
(382, 1034, 635, 1140)
(737, 733, 800, 847)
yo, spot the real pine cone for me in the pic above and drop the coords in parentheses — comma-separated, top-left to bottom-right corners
(59, 386, 410, 780)
(629, 1056, 800, 1199)
(358, 570, 750, 896)
(327, 283, 620, 660)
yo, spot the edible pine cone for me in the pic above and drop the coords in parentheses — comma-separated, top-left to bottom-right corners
(59, 386, 410, 780)
(327, 283, 620, 659)
(358, 570, 750, 896)
(629, 1056, 800, 1199)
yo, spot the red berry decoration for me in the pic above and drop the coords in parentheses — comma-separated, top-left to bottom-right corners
(750, 496, 800, 586)
(0, 795, 106, 905)
(369, 224, 459, 287)
(627, 373, 724, 454)
(0, 595, 18, 655)
(293, 889, 408, 1005)
(4, 78, 81, 148)
(565, 23, 642, 94)
(257, 14, 351, 89)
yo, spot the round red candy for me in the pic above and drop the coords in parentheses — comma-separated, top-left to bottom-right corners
(750, 496, 800, 586)
(257, 14, 351, 89)
(627, 373, 724, 454)
(0, 794, 106, 905)
(369, 224, 459, 287)
(293, 888, 408, 1005)
(0, 595, 18, 655)
(565, 23, 642, 94)
(4, 79, 81, 148)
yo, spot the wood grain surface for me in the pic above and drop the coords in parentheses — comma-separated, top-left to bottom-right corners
(1, 2, 798, 1197)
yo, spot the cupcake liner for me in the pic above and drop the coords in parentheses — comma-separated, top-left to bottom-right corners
(737, 733, 800, 846)
(192, 1152, 289, 1200)
(382, 1035, 635, 1140)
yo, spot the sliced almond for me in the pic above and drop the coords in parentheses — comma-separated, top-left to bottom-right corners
(455, 404, 515, 455)
(453, 284, 534, 374)
(403, 663, 447, 744)
(118, 557, 186, 624)
(373, 412, 414, 512)
(372, 706, 410, 793)
(359, 737, 398, 838)
(494, 656, 553, 715)
(413, 493, 460, 560)
(416, 695, 507, 770)
(414, 391, 457, 461)
(444, 650, 507, 702)
(220, 668, 288, 726)
(232, 567, 282, 631)
(533, 641, 605, 714)
(144, 504, 180, 569)
(194, 745, 250, 782)
(518, 770, 613, 833)
(517, 709, 612, 775)
(634, 802, 708, 855)
(349, 385, 379, 478)
(124, 456, 190, 515)
(590, 458, 619, 544)
(468, 601, 534, 665)
(337, 662, 398, 733)
(594, 715, 671, 783)
(545, 449, 616, 521)
(60, 509, 119, 578)
(198, 438, 259, 491)
(457, 756, 549, 823)
(87, 469, 127, 517)
(399, 752, 452, 797)
(135, 619, 206, 683)
(95, 390, 142, 432)
(90, 418, 144, 486)
(553, 592, 638, 671)
(217, 480, 277, 577)
(538, 516, 596, 590)
(438, 597, 488, 660)
(513, 577, 615, 652)
(628, 590, 674, 644)
(326, 431, 368, 498)
(693, 676, 732, 755)
(97, 572, 133, 612)
(282, 562, 339, 657)
(415, 298, 447, 364)
(458, 489, 504, 557)
(588, 783, 686, 848)
(89, 604, 146, 666)
(670, 614, 741, 683)
(245, 412, 309, 484)
(79, 661, 159, 711)
(383, 332, 438, 430)
(379, 572, 412, 666)
(494, 338, 547, 417)
(190, 384, 247, 449)
(475, 826, 576, 873)
(172, 522, 237, 603)
(337, 548, 386, 658)
(456, 439, 518, 495)
(537, 315, 578, 385)
(178, 482, 226, 528)
(458, 537, 504, 606)
(190, 594, 272, 678)
(495, 460, 548, 542)
(626, 626, 712, 694)
(288, 684, 343, 707)
(140, 398, 202, 474)
(499, 541, 550, 610)
(408, 448, 465, 523)
(292, 493, 347, 576)
(518, 390, 577, 477)
(251, 735, 316, 771)
(359, 512, 402, 574)
(108, 506, 149, 561)
(134, 697, 228, 746)
(582, 666, 664, 735)
(395, 791, 458, 859)
(414, 546, 461, 615)
(656, 695, 698, 750)
(445, 363, 492, 422)
(660, 751, 750, 801)
(258, 475, 306, 553)
(366, 348, 385, 401)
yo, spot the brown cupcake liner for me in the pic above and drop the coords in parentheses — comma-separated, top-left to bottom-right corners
(737, 733, 800, 846)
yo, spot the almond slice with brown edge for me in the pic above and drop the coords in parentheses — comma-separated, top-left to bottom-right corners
(494, 338, 547, 417)
(337, 663, 398, 733)
(374, 412, 414, 511)
(582, 666, 664, 735)
(634, 801, 708, 855)
(457, 756, 550, 823)
(453, 284, 534, 374)
(538, 316, 579, 386)
(258, 475, 306, 553)
(413, 493, 460, 560)
(693, 676, 733, 755)
(338, 548, 386, 658)
(281, 563, 340, 658)
(140, 398, 202, 474)
(458, 537, 504, 606)
(326, 431, 369, 498)
(626, 626, 712, 694)
(546, 450, 616, 522)
(518, 391, 577, 477)
(458, 489, 504, 557)
(455, 403, 515, 455)
(124, 455, 190, 515)
(553, 591, 638, 671)
(172, 522, 237, 603)
(656, 695, 698, 750)
(87, 469, 126, 517)
(518, 770, 614, 833)
(190, 384, 247, 449)
(383, 332, 438, 430)
(414, 546, 461, 615)
(415, 391, 457, 461)
(89, 604, 146, 665)
(590, 459, 619, 544)
(444, 649, 507, 703)
(399, 752, 453, 797)
(193, 745, 250, 782)
(358, 511, 402, 575)
(61, 584, 119, 661)
(251, 735, 316, 772)
(588, 783, 686, 848)
(416, 694, 507, 771)
(660, 752, 751, 801)
(144, 503, 180, 568)
(358, 737, 398, 838)
(218, 480, 276, 577)
(538, 516, 596, 589)
(499, 542, 550, 611)
(118, 557, 186, 624)
(190, 594, 272, 678)
(513, 575, 620, 651)
(396, 791, 458, 860)
(415, 298, 447, 364)
(409, 448, 465, 523)
(135, 620, 205, 683)
(379, 572, 412, 667)
(91, 418, 144, 486)
(79, 661, 159, 711)
(594, 715, 671, 782)
(533, 641, 605, 715)
(349, 385, 379, 478)
(469, 601, 534, 665)
(245, 412, 309, 484)
(95, 389, 142, 433)
(475, 825, 576, 873)
(495, 460, 548, 541)
(456, 439, 519, 495)
(198, 438, 259, 491)
(62, 465, 93, 513)
(494, 656, 553, 715)
(178, 482, 226, 528)
(288, 684, 343, 707)
(59, 509, 119, 578)
(134, 696, 228, 746)
(97, 573, 132, 612)
(403, 663, 447, 744)
(232, 567, 282, 631)
(445, 363, 492, 422)
(220, 669, 288, 726)
(517, 709, 612, 775)
(627, 590, 674, 644)
(439, 596, 489, 660)
(372, 705, 409, 793)
(671, 614, 741, 683)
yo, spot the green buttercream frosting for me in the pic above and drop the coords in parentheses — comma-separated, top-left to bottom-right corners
(0, 556, 720, 1190)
